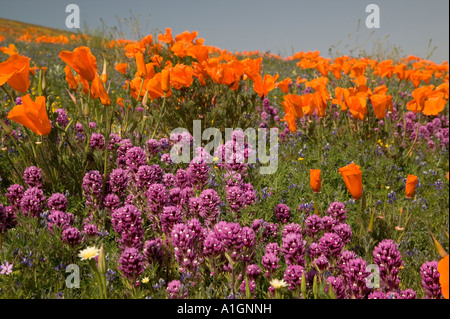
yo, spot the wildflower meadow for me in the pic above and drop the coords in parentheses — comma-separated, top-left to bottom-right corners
(0, 8, 448, 303)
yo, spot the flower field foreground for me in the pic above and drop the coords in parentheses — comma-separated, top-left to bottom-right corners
(0, 19, 449, 300)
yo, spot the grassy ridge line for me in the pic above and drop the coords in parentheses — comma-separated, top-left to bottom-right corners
(0, 17, 77, 37)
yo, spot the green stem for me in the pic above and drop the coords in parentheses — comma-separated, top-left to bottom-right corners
(151, 93, 167, 139)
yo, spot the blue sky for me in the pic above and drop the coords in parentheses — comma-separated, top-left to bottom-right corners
(0, 0, 448, 62)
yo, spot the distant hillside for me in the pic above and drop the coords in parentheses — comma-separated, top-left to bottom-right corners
(0, 17, 76, 39)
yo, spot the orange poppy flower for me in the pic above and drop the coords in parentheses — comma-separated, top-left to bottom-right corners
(59, 46, 98, 82)
(283, 113, 297, 132)
(192, 62, 207, 87)
(161, 69, 170, 93)
(253, 74, 279, 98)
(346, 93, 368, 121)
(339, 163, 363, 200)
(90, 75, 111, 106)
(301, 94, 315, 116)
(64, 65, 78, 90)
(422, 92, 446, 116)
(135, 51, 147, 78)
(0, 54, 30, 93)
(242, 57, 262, 82)
(281, 94, 303, 119)
(188, 44, 210, 64)
(0, 35, 4, 43)
(310, 169, 321, 193)
(158, 28, 174, 45)
(370, 94, 392, 119)
(169, 64, 194, 90)
(276, 78, 292, 94)
(146, 72, 172, 99)
(0, 44, 18, 56)
(7, 94, 51, 135)
(438, 255, 449, 299)
(405, 175, 418, 199)
(115, 63, 128, 74)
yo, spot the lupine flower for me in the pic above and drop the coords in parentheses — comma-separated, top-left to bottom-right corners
(283, 265, 305, 290)
(373, 239, 403, 291)
(0, 204, 17, 233)
(321, 216, 336, 231)
(23, 166, 43, 188)
(61, 227, 83, 246)
(313, 255, 329, 271)
(326, 202, 348, 222)
(118, 247, 144, 281)
(166, 280, 187, 299)
(332, 223, 352, 244)
(143, 238, 166, 265)
(82, 170, 103, 209)
(89, 133, 105, 150)
(6, 184, 24, 207)
(108, 133, 122, 150)
(47, 210, 74, 232)
(47, 193, 68, 212)
(319, 232, 344, 259)
(198, 189, 220, 226)
(225, 185, 245, 213)
(160, 206, 182, 234)
(163, 173, 177, 188)
(342, 257, 370, 298)
(281, 233, 306, 266)
(326, 276, 346, 299)
(420, 261, 442, 299)
(136, 165, 163, 189)
(213, 221, 244, 261)
(305, 215, 323, 238)
(82, 223, 99, 238)
(176, 169, 192, 188)
(145, 138, 160, 159)
(274, 203, 291, 223)
(125, 146, 146, 172)
(111, 204, 144, 249)
(19, 187, 46, 218)
(282, 223, 302, 237)
(262, 252, 280, 276)
(246, 264, 262, 281)
(103, 193, 121, 211)
(146, 183, 168, 214)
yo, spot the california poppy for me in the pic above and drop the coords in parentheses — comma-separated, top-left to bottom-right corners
(370, 94, 392, 119)
(438, 255, 449, 299)
(253, 74, 279, 99)
(276, 78, 292, 94)
(90, 75, 111, 106)
(283, 113, 297, 132)
(405, 175, 418, 199)
(161, 69, 170, 93)
(135, 51, 147, 78)
(339, 163, 363, 200)
(422, 92, 446, 116)
(281, 94, 303, 119)
(59, 46, 98, 82)
(169, 64, 194, 90)
(64, 65, 78, 90)
(310, 169, 321, 193)
(0, 54, 31, 93)
(7, 94, 51, 135)
(115, 63, 128, 74)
